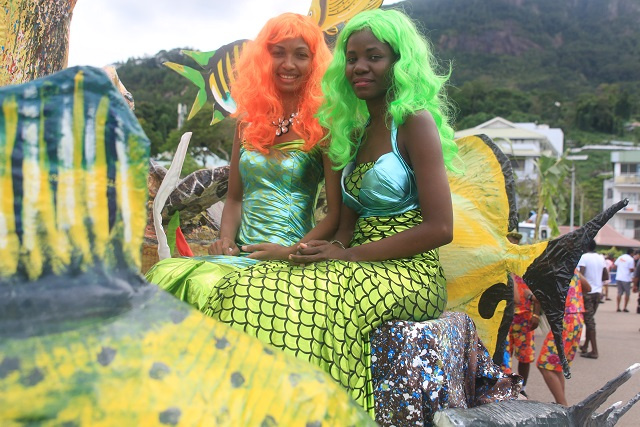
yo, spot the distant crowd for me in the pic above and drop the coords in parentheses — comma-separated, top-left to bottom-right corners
(503, 235, 640, 406)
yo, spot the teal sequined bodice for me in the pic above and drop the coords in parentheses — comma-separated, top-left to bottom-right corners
(236, 140, 323, 247)
(341, 123, 419, 217)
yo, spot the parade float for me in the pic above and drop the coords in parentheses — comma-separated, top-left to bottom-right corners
(1, 0, 638, 425)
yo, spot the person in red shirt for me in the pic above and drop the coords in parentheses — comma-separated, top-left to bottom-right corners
(503, 231, 540, 397)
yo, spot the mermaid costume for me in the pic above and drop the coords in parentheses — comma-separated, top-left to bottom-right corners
(202, 123, 447, 414)
(145, 140, 324, 309)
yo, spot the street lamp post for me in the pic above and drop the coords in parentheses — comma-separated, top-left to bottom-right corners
(570, 165, 575, 231)
(567, 154, 589, 232)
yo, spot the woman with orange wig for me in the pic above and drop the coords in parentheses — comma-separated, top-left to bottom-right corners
(146, 13, 340, 310)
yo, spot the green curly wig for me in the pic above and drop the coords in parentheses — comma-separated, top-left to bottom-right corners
(317, 9, 458, 170)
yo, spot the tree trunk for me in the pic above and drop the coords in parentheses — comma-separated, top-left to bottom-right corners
(0, 0, 77, 85)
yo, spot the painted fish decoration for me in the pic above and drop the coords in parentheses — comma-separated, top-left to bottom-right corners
(308, 0, 384, 35)
(0, 66, 375, 426)
(164, 40, 248, 125)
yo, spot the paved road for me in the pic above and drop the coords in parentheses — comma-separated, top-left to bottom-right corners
(523, 291, 640, 426)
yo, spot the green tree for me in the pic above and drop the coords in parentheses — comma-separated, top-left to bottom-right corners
(164, 103, 236, 176)
(533, 155, 570, 238)
(515, 178, 538, 222)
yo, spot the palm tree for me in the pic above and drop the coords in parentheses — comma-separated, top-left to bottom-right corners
(533, 154, 570, 239)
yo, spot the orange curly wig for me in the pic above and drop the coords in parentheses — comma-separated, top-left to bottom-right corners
(231, 13, 331, 152)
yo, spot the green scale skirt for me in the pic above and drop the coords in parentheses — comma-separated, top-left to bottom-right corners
(202, 209, 447, 414)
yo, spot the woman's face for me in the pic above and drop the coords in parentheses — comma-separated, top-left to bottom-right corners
(344, 29, 396, 101)
(268, 37, 312, 95)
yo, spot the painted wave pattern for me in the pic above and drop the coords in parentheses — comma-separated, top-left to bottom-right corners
(0, 66, 149, 281)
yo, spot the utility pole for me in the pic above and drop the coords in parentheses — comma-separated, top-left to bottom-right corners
(567, 155, 589, 232)
(570, 165, 575, 232)
(177, 103, 187, 129)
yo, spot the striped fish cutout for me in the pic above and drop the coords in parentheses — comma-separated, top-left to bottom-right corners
(164, 40, 248, 126)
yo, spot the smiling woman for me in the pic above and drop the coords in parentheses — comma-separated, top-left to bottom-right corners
(145, 13, 342, 311)
(345, 30, 397, 101)
(269, 37, 311, 96)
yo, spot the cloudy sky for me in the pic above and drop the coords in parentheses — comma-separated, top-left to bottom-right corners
(68, 0, 403, 67)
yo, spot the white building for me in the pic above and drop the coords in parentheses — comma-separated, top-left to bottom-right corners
(455, 117, 562, 181)
(603, 151, 640, 240)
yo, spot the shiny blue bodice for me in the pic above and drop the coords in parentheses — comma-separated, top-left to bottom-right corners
(341, 123, 419, 217)
(237, 140, 323, 247)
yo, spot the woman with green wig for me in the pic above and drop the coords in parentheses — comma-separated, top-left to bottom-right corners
(202, 9, 458, 416)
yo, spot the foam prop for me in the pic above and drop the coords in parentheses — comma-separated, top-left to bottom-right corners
(433, 363, 640, 426)
(164, 42, 247, 125)
(308, 0, 383, 35)
(102, 65, 135, 110)
(0, 0, 77, 85)
(147, 160, 230, 223)
(0, 66, 375, 426)
(443, 135, 626, 378)
(174, 220, 194, 256)
(153, 131, 192, 260)
(443, 135, 521, 358)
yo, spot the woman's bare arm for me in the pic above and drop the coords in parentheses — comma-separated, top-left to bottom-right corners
(209, 125, 243, 255)
(298, 153, 342, 243)
(291, 111, 453, 263)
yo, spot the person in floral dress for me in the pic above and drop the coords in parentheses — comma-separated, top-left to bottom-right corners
(536, 268, 590, 405)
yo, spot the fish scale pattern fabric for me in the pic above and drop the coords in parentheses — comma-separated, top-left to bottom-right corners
(145, 140, 324, 310)
(203, 162, 447, 414)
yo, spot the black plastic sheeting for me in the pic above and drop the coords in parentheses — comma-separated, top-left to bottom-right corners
(434, 363, 640, 426)
(523, 199, 628, 379)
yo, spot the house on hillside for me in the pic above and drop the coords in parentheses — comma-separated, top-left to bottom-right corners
(455, 117, 562, 181)
(603, 150, 640, 240)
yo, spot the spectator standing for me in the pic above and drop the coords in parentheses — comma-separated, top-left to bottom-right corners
(578, 239, 607, 359)
(526, 208, 549, 226)
(614, 248, 635, 312)
(602, 254, 614, 302)
(633, 254, 640, 314)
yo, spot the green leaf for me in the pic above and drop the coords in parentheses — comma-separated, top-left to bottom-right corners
(166, 212, 181, 257)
